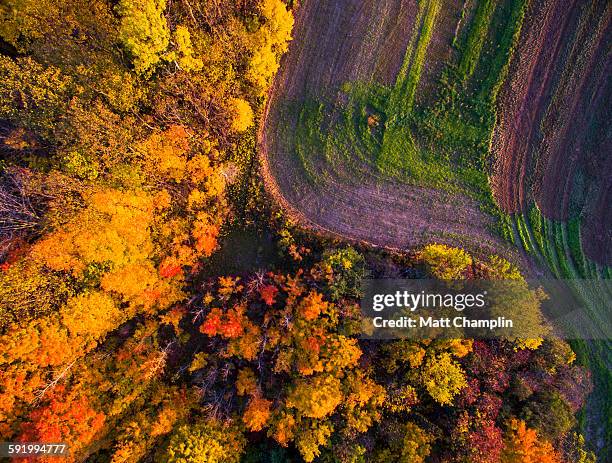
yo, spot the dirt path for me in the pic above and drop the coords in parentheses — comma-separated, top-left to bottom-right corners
(260, 0, 522, 263)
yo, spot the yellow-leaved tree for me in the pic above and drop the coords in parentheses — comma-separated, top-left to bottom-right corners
(229, 98, 254, 133)
(419, 352, 468, 405)
(169, 25, 203, 72)
(116, 0, 170, 75)
(420, 243, 472, 280)
(248, 0, 294, 94)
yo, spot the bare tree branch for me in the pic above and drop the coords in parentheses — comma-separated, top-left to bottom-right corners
(0, 168, 47, 237)
(32, 359, 77, 404)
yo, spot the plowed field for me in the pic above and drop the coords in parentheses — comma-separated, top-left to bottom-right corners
(261, 0, 522, 261)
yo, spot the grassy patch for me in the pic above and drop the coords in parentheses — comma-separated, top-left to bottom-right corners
(389, 0, 442, 114)
(551, 220, 574, 278)
(567, 217, 587, 277)
(476, 0, 528, 100)
(279, 0, 533, 226)
(457, 0, 497, 80)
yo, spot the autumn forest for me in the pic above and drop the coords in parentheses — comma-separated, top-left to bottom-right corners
(0, 1, 607, 462)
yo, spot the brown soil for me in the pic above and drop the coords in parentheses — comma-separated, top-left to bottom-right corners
(260, 0, 522, 263)
(415, 0, 465, 105)
(492, 0, 611, 264)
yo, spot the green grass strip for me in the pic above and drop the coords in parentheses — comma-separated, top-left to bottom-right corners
(390, 0, 442, 115)
(479, 0, 528, 101)
(567, 217, 587, 277)
(514, 213, 531, 253)
(551, 220, 573, 278)
(457, 0, 496, 80)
